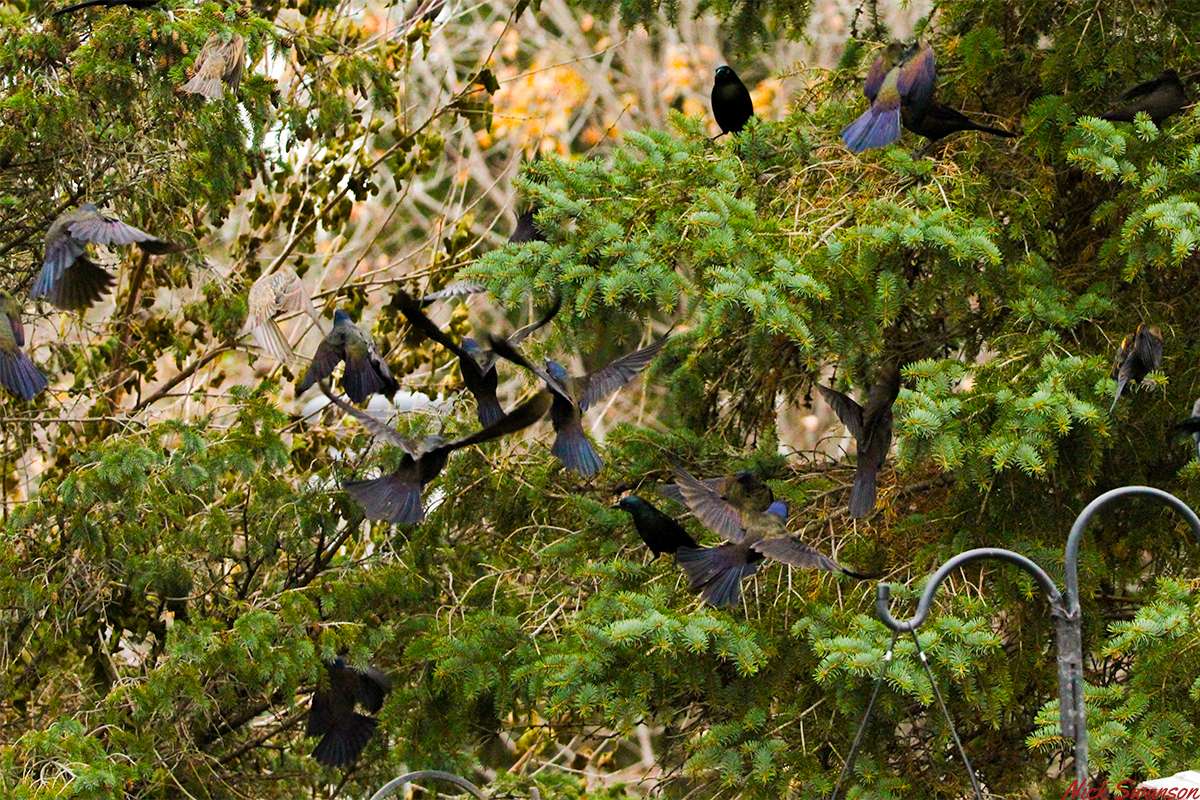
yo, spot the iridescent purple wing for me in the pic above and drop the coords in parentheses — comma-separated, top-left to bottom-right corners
(863, 52, 889, 102)
(897, 43, 936, 108)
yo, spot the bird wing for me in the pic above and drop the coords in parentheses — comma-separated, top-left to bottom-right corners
(355, 667, 392, 713)
(223, 34, 246, 88)
(862, 364, 903, 431)
(1137, 326, 1163, 370)
(37, 235, 87, 296)
(67, 211, 160, 247)
(320, 383, 421, 454)
(897, 42, 936, 107)
(420, 280, 487, 305)
(863, 52, 889, 102)
(442, 390, 552, 453)
(306, 687, 338, 736)
(297, 336, 344, 394)
(5, 309, 24, 349)
(750, 536, 844, 573)
(487, 335, 574, 403)
(506, 293, 562, 349)
(672, 465, 747, 544)
(817, 384, 865, 440)
(579, 333, 669, 412)
(1118, 72, 1173, 101)
(392, 287, 471, 361)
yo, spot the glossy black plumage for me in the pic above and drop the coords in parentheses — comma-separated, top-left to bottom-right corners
(903, 103, 1016, 142)
(711, 65, 754, 136)
(615, 495, 698, 556)
(325, 385, 551, 524)
(297, 309, 398, 404)
(1110, 324, 1163, 413)
(818, 363, 902, 519)
(487, 331, 670, 478)
(392, 287, 559, 427)
(1101, 70, 1189, 124)
(307, 657, 391, 768)
(509, 208, 543, 244)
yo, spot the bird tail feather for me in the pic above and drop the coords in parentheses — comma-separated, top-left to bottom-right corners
(344, 474, 424, 524)
(44, 257, 115, 311)
(971, 122, 1017, 138)
(341, 353, 386, 404)
(252, 319, 294, 364)
(553, 422, 602, 478)
(182, 73, 225, 101)
(312, 712, 377, 767)
(1110, 378, 1129, 414)
(0, 351, 47, 401)
(476, 395, 505, 427)
(676, 545, 758, 609)
(841, 105, 901, 153)
(849, 466, 878, 519)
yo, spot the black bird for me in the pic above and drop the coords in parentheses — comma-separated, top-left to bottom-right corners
(711, 65, 754, 136)
(1101, 70, 1190, 125)
(842, 41, 936, 153)
(297, 309, 399, 404)
(903, 102, 1016, 143)
(1110, 324, 1163, 413)
(614, 495, 697, 556)
(509, 207, 543, 244)
(307, 657, 391, 768)
(488, 332, 670, 478)
(0, 291, 48, 401)
(817, 363, 903, 519)
(324, 385, 551, 524)
(658, 469, 774, 522)
(1174, 398, 1200, 459)
(671, 466, 866, 608)
(53, 0, 158, 15)
(392, 287, 559, 427)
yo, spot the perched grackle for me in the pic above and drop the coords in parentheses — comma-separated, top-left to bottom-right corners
(325, 385, 551, 524)
(711, 65, 754, 136)
(181, 32, 246, 101)
(1172, 398, 1200, 459)
(818, 363, 902, 519)
(1110, 324, 1163, 413)
(244, 267, 323, 364)
(33, 203, 176, 311)
(842, 41, 936, 153)
(0, 292, 48, 401)
(297, 310, 398, 403)
(487, 331, 670, 478)
(1101, 70, 1190, 125)
(903, 102, 1016, 143)
(307, 657, 391, 768)
(671, 466, 867, 608)
(614, 495, 698, 556)
(392, 287, 559, 426)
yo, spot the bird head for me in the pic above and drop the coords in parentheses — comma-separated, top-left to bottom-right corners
(1145, 324, 1163, 340)
(734, 469, 757, 485)
(332, 309, 352, 326)
(714, 65, 738, 84)
(545, 360, 569, 383)
(461, 336, 481, 355)
(328, 655, 348, 670)
(882, 41, 908, 69)
(765, 499, 789, 520)
(614, 495, 642, 512)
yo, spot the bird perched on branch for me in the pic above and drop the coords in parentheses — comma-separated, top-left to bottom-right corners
(711, 65, 754, 136)
(842, 41, 936, 153)
(52, 0, 158, 16)
(0, 292, 48, 401)
(392, 287, 560, 426)
(244, 267, 323, 364)
(1110, 324, 1163, 413)
(297, 310, 398, 403)
(903, 103, 1016, 143)
(181, 32, 246, 102)
(324, 384, 550, 524)
(1172, 398, 1200, 459)
(487, 331, 670, 478)
(32, 203, 177, 311)
(1100, 70, 1192, 125)
(671, 466, 868, 608)
(818, 363, 903, 519)
(307, 657, 391, 768)
(614, 495, 697, 557)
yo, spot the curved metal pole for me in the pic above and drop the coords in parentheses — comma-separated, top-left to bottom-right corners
(876, 547, 1064, 633)
(369, 770, 489, 800)
(1063, 485, 1200, 614)
(1059, 485, 1200, 787)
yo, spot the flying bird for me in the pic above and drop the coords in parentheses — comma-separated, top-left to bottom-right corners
(1110, 324, 1163, 413)
(711, 65, 754, 136)
(53, 0, 158, 15)
(671, 466, 867, 608)
(181, 32, 246, 101)
(487, 331, 670, 478)
(307, 657, 391, 768)
(32, 203, 176, 311)
(842, 41, 936, 153)
(1173, 398, 1200, 459)
(420, 280, 487, 307)
(392, 287, 560, 426)
(614, 495, 698, 557)
(903, 103, 1016, 143)
(1101, 70, 1190, 125)
(297, 310, 398, 403)
(818, 363, 903, 519)
(244, 267, 323, 364)
(658, 469, 774, 519)
(0, 292, 48, 401)
(324, 384, 550, 524)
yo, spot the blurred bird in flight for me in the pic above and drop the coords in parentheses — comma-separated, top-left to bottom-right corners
(307, 657, 391, 768)
(817, 363, 902, 519)
(297, 310, 398, 403)
(1110, 324, 1163, 413)
(181, 32, 246, 101)
(842, 41, 936, 153)
(0, 291, 48, 401)
(244, 267, 324, 364)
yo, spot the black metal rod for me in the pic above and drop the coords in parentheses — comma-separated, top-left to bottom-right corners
(876, 547, 1064, 633)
